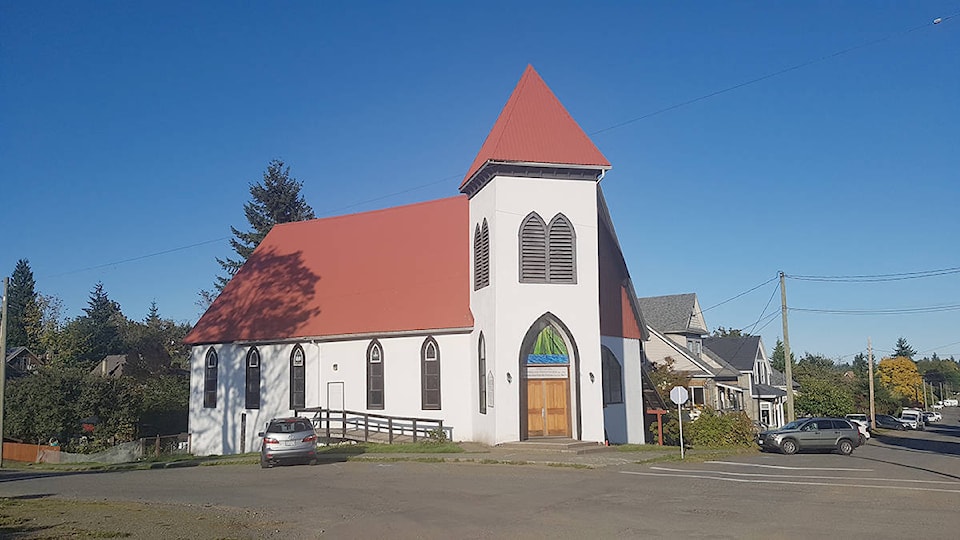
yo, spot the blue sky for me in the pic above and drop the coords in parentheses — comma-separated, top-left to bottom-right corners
(2, 2, 958, 361)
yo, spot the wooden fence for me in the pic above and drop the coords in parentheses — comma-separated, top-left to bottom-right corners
(2, 442, 61, 463)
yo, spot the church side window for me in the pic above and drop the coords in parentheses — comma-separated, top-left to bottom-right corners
(478, 333, 487, 414)
(290, 345, 306, 410)
(203, 348, 218, 408)
(367, 341, 384, 410)
(421, 337, 441, 410)
(245, 347, 261, 409)
(601, 347, 623, 405)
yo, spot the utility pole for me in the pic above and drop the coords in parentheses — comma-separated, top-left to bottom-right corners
(0, 277, 8, 468)
(868, 338, 876, 431)
(779, 272, 795, 422)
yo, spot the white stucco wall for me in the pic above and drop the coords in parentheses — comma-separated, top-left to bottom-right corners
(189, 332, 472, 456)
(601, 335, 647, 444)
(471, 174, 605, 445)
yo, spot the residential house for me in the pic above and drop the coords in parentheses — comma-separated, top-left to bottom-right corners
(636, 293, 750, 415)
(184, 66, 661, 456)
(704, 336, 786, 428)
(4, 347, 43, 378)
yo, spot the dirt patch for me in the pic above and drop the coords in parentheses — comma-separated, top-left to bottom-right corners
(0, 496, 292, 539)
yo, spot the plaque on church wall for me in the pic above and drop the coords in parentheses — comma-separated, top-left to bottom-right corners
(526, 366, 568, 379)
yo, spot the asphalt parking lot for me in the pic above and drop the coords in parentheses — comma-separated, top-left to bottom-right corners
(3, 410, 960, 538)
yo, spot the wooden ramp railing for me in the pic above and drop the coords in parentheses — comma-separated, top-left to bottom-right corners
(295, 407, 447, 444)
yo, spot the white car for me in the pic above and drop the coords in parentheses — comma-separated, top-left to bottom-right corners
(932, 402, 944, 410)
(922, 411, 941, 423)
(844, 416, 871, 443)
(899, 410, 924, 430)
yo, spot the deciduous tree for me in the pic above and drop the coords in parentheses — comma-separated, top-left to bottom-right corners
(877, 356, 923, 403)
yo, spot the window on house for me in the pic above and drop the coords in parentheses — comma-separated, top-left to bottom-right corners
(601, 347, 623, 405)
(422, 337, 441, 410)
(474, 220, 490, 290)
(203, 348, 218, 408)
(245, 347, 261, 409)
(290, 345, 306, 410)
(367, 341, 384, 410)
(519, 212, 547, 282)
(686, 338, 701, 356)
(691, 386, 706, 406)
(478, 333, 487, 414)
(547, 214, 576, 283)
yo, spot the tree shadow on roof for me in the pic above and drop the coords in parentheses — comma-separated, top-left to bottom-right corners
(191, 248, 321, 343)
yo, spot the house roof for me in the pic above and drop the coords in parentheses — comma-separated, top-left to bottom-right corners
(185, 196, 474, 345)
(769, 367, 801, 389)
(635, 293, 705, 334)
(703, 336, 762, 372)
(92, 354, 129, 377)
(753, 383, 787, 399)
(461, 65, 610, 189)
(597, 188, 647, 341)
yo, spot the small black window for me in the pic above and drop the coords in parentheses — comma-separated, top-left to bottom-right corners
(367, 340, 384, 410)
(601, 347, 623, 405)
(421, 337, 441, 410)
(203, 348, 218, 408)
(290, 345, 306, 410)
(245, 347, 261, 409)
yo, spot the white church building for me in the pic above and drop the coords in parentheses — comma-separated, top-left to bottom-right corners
(185, 66, 662, 456)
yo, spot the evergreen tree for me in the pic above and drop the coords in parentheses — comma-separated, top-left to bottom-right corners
(852, 352, 868, 379)
(6, 259, 41, 349)
(78, 282, 125, 366)
(770, 338, 795, 373)
(213, 159, 315, 292)
(145, 300, 161, 327)
(892, 337, 917, 360)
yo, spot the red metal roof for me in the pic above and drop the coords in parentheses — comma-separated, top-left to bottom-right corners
(185, 196, 474, 344)
(461, 65, 610, 188)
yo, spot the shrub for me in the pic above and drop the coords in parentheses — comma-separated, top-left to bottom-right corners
(686, 407, 755, 447)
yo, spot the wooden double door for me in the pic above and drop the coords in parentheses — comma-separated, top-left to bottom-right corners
(526, 378, 571, 437)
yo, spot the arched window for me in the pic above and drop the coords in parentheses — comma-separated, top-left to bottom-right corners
(478, 333, 487, 414)
(203, 348, 218, 408)
(290, 345, 306, 410)
(601, 347, 623, 405)
(245, 347, 261, 409)
(519, 212, 547, 282)
(421, 337, 441, 410)
(367, 340, 384, 410)
(547, 214, 576, 283)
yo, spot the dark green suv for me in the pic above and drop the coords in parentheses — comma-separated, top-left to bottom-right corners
(757, 417, 861, 455)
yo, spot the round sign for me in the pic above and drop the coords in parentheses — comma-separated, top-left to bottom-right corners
(669, 386, 689, 405)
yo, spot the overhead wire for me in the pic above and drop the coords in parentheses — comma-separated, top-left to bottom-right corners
(787, 266, 960, 282)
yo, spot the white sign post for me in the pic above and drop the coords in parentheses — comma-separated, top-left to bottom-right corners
(669, 386, 689, 459)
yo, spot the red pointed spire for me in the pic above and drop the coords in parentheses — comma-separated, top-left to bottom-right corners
(461, 65, 610, 189)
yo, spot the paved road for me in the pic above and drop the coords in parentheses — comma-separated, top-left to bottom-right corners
(4, 410, 960, 538)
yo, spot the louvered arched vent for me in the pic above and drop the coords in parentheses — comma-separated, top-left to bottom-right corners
(519, 213, 547, 282)
(474, 219, 491, 290)
(547, 214, 576, 283)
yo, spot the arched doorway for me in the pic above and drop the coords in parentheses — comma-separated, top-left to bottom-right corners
(519, 314, 580, 439)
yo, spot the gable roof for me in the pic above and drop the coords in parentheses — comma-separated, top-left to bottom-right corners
(461, 65, 610, 189)
(635, 293, 706, 334)
(185, 196, 474, 345)
(703, 336, 763, 372)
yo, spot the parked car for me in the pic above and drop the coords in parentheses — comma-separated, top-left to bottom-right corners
(259, 417, 318, 468)
(757, 417, 861, 455)
(932, 402, 944, 410)
(922, 411, 942, 423)
(874, 414, 908, 430)
(899, 409, 924, 431)
(942, 399, 959, 407)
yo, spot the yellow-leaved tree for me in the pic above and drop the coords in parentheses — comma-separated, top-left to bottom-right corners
(877, 356, 923, 402)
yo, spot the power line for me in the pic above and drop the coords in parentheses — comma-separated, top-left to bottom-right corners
(791, 303, 960, 315)
(787, 266, 960, 283)
(589, 12, 956, 136)
(44, 237, 230, 279)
